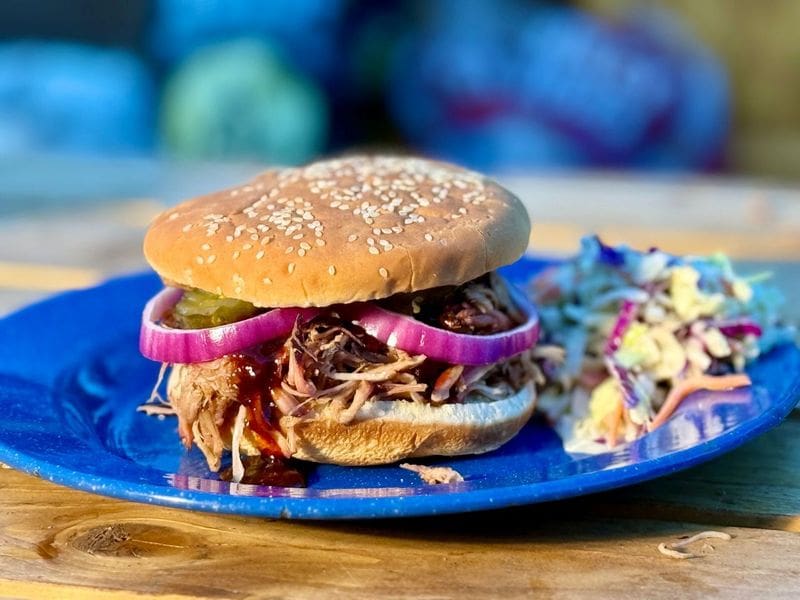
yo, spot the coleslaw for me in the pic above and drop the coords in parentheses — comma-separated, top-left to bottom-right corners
(530, 236, 795, 453)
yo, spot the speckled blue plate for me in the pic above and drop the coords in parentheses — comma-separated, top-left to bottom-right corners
(0, 258, 797, 519)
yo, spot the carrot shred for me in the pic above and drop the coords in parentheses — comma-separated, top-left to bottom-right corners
(606, 397, 625, 447)
(649, 374, 751, 431)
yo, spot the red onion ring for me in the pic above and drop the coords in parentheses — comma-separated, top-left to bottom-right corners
(139, 287, 318, 364)
(141, 282, 539, 366)
(346, 285, 539, 365)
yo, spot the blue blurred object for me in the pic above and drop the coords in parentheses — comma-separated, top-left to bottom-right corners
(150, 0, 348, 83)
(626, 7, 729, 170)
(389, 1, 729, 171)
(0, 42, 155, 155)
(161, 38, 328, 164)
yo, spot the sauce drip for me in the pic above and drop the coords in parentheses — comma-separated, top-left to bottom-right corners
(219, 455, 308, 487)
(222, 340, 311, 487)
(227, 339, 287, 458)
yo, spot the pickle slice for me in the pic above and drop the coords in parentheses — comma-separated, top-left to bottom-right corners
(164, 288, 262, 329)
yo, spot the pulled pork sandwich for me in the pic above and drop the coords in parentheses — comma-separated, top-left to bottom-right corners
(139, 155, 539, 481)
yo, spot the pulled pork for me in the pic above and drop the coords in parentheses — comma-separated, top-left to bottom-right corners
(380, 272, 525, 334)
(399, 463, 465, 484)
(163, 315, 538, 472)
(153, 274, 537, 472)
(166, 356, 241, 471)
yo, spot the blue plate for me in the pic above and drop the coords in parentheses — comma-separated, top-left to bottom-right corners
(0, 258, 797, 519)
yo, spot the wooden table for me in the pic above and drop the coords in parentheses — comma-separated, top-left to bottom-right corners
(0, 163, 798, 599)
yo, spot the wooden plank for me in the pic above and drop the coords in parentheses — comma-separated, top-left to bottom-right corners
(502, 172, 800, 233)
(581, 418, 800, 532)
(0, 467, 798, 599)
(527, 220, 800, 261)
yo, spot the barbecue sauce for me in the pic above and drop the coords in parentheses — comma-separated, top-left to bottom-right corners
(220, 455, 308, 487)
(222, 340, 309, 487)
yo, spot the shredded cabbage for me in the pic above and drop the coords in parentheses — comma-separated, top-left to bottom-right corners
(530, 236, 795, 451)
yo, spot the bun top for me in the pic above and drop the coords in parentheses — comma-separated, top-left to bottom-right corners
(144, 155, 531, 307)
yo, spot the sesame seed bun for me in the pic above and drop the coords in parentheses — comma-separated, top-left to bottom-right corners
(282, 383, 537, 466)
(144, 155, 530, 307)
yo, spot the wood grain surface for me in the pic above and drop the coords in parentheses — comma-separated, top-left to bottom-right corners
(0, 168, 798, 599)
(0, 466, 799, 600)
(0, 400, 797, 598)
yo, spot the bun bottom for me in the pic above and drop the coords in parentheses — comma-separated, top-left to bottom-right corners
(281, 383, 537, 466)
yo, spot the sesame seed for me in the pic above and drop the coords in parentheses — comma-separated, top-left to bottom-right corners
(256, 250, 264, 259)
(182, 224, 192, 232)
(285, 246, 294, 254)
(232, 251, 241, 259)
(195, 256, 204, 265)
(260, 237, 272, 245)
(372, 228, 381, 235)
(201, 243, 211, 251)
(250, 233, 259, 241)
(288, 263, 296, 274)
(316, 239, 325, 247)
(328, 265, 336, 275)
(369, 247, 379, 255)
(347, 234, 358, 242)
(262, 277, 272, 285)
(168, 212, 179, 220)
(424, 233, 434, 242)
(226, 235, 234, 242)
(379, 267, 389, 279)
(292, 233, 303, 240)
(207, 255, 216, 264)
(300, 242, 311, 250)
(242, 243, 252, 250)
(367, 238, 375, 245)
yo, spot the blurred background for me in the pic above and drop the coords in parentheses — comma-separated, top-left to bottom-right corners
(0, 0, 798, 182)
(0, 0, 798, 316)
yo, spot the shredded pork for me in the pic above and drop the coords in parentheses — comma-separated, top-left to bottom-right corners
(150, 274, 538, 472)
(399, 463, 465, 484)
(382, 272, 525, 335)
(165, 357, 241, 471)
